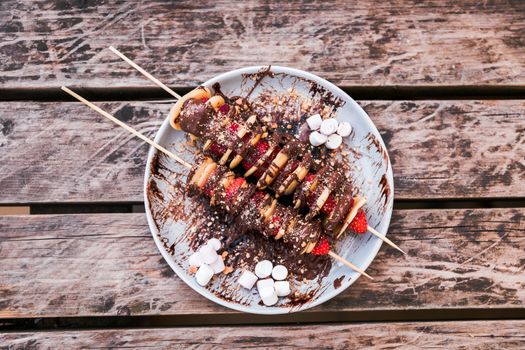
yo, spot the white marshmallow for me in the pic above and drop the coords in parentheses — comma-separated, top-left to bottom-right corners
(238, 270, 258, 290)
(274, 281, 291, 297)
(195, 264, 214, 286)
(209, 256, 225, 274)
(257, 278, 275, 292)
(326, 134, 343, 150)
(199, 244, 219, 264)
(271, 265, 288, 281)
(306, 114, 322, 130)
(337, 121, 352, 137)
(255, 260, 273, 278)
(189, 251, 204, 267)
(261, 290, 279, 306)
(207, 238, 222, 251)
(309, 131, 327, 147)
(260, 287, 278, 306)
(320, 118, 339, 135)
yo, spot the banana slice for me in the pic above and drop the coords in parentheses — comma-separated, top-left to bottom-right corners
(169, 87, 211, 130)
(282, 165, 309, 195)
(257, 151, 289, 189)
(306, 187, 331, 220)
(207, 95, 225, 111)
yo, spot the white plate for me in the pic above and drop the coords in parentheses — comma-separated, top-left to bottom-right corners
(144, 66, 394, 314)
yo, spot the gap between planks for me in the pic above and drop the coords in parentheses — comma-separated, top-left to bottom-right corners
(1, 85, 525, 102)
(2, 198, 525, 216)
(2, 308, 525, 332)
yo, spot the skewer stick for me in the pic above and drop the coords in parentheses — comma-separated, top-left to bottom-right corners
(328, 251, 373, 280)
(368, 226, 407, 256)
(108, 46, 182, 100)
(110, 47, 404, 257)
(61, 87, 373, 280)
(61, 86, 192, 170)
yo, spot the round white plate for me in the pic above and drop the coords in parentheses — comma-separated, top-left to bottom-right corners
(144, 66, 394, 314)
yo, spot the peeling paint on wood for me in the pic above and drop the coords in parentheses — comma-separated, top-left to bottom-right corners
(0, 209, 523, 318)
(0, 100, 523, 203)
(0, 1, 524, 88)
(1, 321, 525, 348)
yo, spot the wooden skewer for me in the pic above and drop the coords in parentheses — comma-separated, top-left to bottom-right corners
(368, 226, 407, 256)
(61, 86, 192, 170)
(328, 251, 373, 280)
(60, 87, 373, 280)
(108, 46, 182, 100)
(107, 49, 404, 257)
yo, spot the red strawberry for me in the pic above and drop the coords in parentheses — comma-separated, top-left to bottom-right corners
(251, 190, 266, 203)
(201, 97, 209, 103)
(229, 122, 239, 133)
(219, 104, 230, 114)
(225, 177, 245, 200)
(311, 236, 330, 255)
(349, 209, 368, 234)
(209, 142, 226, 157)
(242, 141, 270, 170)
(321, 195, 336, 215)
(305, 174, 317, 183)
(270, 215, 281, 236)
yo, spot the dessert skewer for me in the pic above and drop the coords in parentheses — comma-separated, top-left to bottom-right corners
(61, 86, 373, 280)
(107, 47, 405, 255)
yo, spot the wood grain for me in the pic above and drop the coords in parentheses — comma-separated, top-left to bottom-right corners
(2, 320, 525, 349)
(1, 1, 524, 88)
(0, 100, 523, 203)
(0, 209, 523, 318)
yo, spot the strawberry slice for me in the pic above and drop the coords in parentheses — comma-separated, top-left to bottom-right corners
(225, 177, 245, 200)
(209, 142, 226, 157)
(251, 190, 266, 204)
(270, 215, 282, 236)
(201, 97, 209, 103)
(305, 174, 317, 183)
(320, 195, 336, 215)
(349, 209, 368, 234)
(219, 104, 230, 114)
(311, 236, 330, 255)
(229, 122, 239, 133)
(243, 140, 270, 170)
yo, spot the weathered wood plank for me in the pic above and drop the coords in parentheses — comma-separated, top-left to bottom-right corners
(0, 209, 523, 318)
(2, 320, 525, 349)
(1, 100, 523, 203)
(1, 1, 524, 88)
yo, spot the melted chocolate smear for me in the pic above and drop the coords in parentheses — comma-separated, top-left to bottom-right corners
(334, 275, 345, 289)
(379, 174, 391, 207)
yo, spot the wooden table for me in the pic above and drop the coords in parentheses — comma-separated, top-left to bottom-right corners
(1, 1, 524, 348)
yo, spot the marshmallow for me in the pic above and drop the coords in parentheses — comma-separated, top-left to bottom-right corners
(199, 244, 219, 264)
(260, 288, 278, 306)
(326, 134, 343, 150)
(320, 118, 338, 135)
(274, 281, 291, 297)
(309, 131, 327, 147)
(189, 251, 204, 267)
(306, 114, 322, 130)
(257, 278, 275, 292)
(207, 238, 222, 251)
(271, 265, 288, 281)
(195, 264, 214, 286)
(238, 270, 258, 290)
(255, 260, 273, 278)
(337, 121, 352, 137)
(209, 256, 225, 274)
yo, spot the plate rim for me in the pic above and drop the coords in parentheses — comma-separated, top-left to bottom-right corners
(143, 65, 394, 314)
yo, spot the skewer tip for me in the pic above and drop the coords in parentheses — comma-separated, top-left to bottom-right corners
(367, 226, 407, 256)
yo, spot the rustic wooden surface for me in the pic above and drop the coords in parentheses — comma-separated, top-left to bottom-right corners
(2, 320, 525, 349)
(1, 1, 525, 89)
(1, 208, 523, 319)
(1, 99, 524, 204)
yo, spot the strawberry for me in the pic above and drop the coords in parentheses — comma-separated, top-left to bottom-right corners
(305, 174, 317, 183)
(251, 190, 266, 204)
(270, 215, 281, 236)
(311, 236, 330, 255)
(320, 195, 336, 215)
(209, 142, 226, 157)
(349, 209, 368, 234)
(242, 141, 270, 170)
(225, 177, 245, 200)
(201, 97, 209, 103)
(228, 122, 239, 133)
(219, 104, 230, 114)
